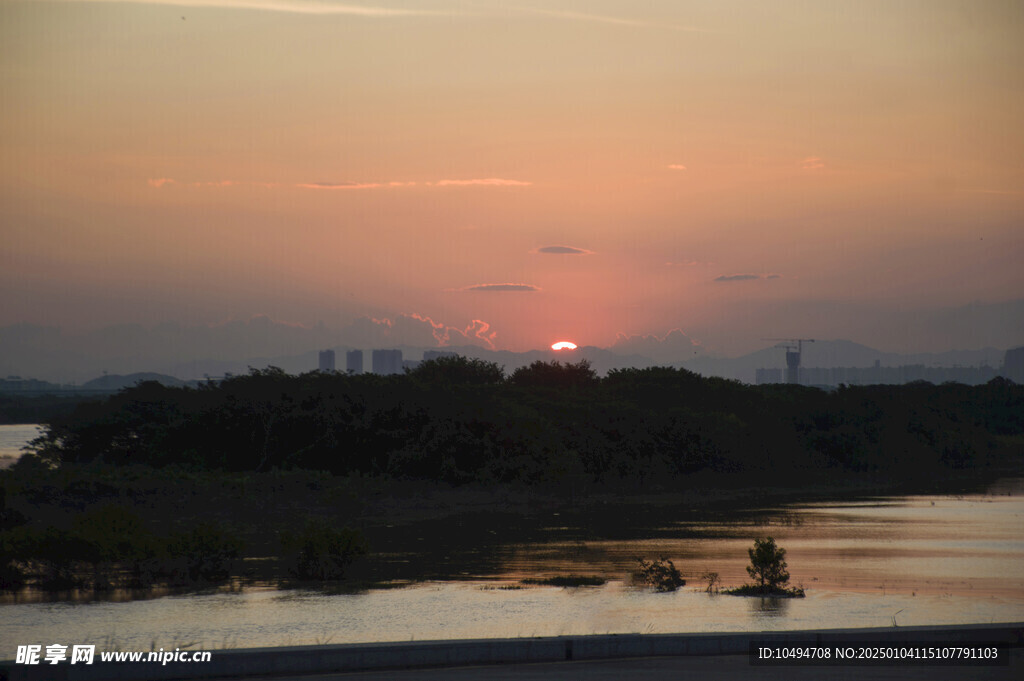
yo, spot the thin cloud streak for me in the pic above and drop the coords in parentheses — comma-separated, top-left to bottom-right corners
(535, 246, 592, 255)
(149, 178, 282, 188)
(511, 5, 714, 33)
(460, 283, 541, 292)
(431, 178, 532, 187)
(150, 178, 529, 190)
(714, 273, 781, 282)
(962, 188, 1022, 196)
(296, 182, 386, 190)
(53, 0, 450, 17)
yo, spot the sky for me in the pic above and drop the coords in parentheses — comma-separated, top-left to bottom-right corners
(1, 0, 1022, 359)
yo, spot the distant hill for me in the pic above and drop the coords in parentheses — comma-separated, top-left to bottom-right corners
(80, 372, 191, 391)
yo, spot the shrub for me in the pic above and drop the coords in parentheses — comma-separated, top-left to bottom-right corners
(169, 523, 242, 584)
(71, 505, 162, 588)
(636, 556, 685, 592)
(2, 525, 86, 589)
(281, 521, 368, 581)
(0, 530, 26, 590)
(702, 571, 721, 594)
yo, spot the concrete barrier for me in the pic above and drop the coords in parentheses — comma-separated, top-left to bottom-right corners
(2, 623, 1022, 681)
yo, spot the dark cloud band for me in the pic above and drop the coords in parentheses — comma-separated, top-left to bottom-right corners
(463, 283, 541, 292)
(714, 273, 780, 282)
(536, 246, 592, 255)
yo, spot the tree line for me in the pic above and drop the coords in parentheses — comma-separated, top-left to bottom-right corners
(25, 357, 1024, 485)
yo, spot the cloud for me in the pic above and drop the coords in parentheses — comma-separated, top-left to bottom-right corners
(801, 156, 825, 170)
(461, 283, 541, 292)
(611, 328, 703, 362)
(406, 313, 446, 345)
(340, 313, 497, 349)
(535, 246, 593, 255)
(431, 178, 532, 187)
(55, 0, 447, 16)
(962, 188, 1022, 196)
(447, 319, 498, 349)
(714, 274, 760, 281)
(296, 181, 385, 190)
(194, 180, 280, 188)
(149, 178, 280, 189)
(713, 273, 780, 282)
(668, 164, 687, 171)
(149, 177, 527, 190)
(404, 314, 498, 349)
(512, 6, 713, 32)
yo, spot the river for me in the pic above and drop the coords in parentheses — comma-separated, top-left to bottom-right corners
(2, 476, 1022, 652)
(0, 424, 39, 469)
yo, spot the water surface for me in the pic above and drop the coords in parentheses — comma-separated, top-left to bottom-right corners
(0, 424, 38, 469)
(3, 482, 1021, 652)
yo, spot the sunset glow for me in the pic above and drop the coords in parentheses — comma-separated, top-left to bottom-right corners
(551, 342, 578, 351)
(0, 0, 1021, 374)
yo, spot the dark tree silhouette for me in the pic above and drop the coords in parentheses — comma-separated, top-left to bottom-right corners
(746, 537, 790, 593)
(407, 356, 504, 385)
(509, 359, 597, 389)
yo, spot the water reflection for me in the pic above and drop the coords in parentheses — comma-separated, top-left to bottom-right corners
(2, 482, 1022, 650)
(749, 596, 791, 617)
(0, 424, 39, 469)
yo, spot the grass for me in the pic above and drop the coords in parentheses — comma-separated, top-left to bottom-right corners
(721, 585, 805, 598)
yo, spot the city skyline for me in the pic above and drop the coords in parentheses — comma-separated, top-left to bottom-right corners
(2, 1, 1022, 358)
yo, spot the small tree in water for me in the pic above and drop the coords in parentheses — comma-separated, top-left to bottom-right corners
(746, 537, 789, 594)
(636, 556, 685, 592)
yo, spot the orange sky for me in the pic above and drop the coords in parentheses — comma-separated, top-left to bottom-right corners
(2, 0, 1022, 355)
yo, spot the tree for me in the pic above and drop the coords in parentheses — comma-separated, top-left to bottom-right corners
(509, 360, 597, 389)
(408, 356, 504, 385)
(746, 537, 789, 593)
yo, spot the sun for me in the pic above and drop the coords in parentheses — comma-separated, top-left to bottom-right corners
(551, 341, 577, 350)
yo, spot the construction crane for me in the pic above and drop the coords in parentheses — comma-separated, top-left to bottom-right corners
(761, 338, 815, 384)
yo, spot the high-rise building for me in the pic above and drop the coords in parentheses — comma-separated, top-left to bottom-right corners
(372, 349, 403, 375)
(346, 350, 363, 374)
(318, 349, 335, 372)
(1005, 347, 1024, 384)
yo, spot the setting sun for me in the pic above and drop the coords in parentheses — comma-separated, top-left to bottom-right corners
(551, 341, 578, 350)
